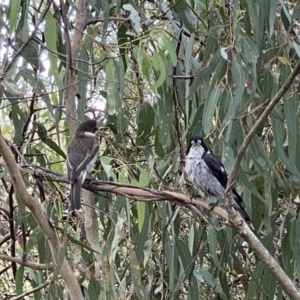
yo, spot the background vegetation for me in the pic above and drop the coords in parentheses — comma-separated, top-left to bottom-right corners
(0, 0, 300, 299)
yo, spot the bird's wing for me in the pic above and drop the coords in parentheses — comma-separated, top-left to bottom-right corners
(67, 139, 99, 182)
(203, 152, 252, 224)
(202, 152, 228, 188)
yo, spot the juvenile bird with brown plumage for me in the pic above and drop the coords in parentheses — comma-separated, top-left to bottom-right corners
(66, 120, 99, 210)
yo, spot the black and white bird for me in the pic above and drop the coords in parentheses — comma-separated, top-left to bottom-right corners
(185, 136, 251, 223)
(66, 120, 99, 210)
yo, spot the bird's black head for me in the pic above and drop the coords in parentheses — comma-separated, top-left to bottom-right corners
(186, 136, 208, 156)
(76, 120, 98, 136)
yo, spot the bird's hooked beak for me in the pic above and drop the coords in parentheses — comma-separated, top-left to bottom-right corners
(192, 140, 202, 148)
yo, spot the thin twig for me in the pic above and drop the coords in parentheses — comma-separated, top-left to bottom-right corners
(0, 0, 52, 79)
(11, 279, 52, 300)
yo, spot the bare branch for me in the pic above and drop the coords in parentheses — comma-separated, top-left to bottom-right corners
(11, 280, 51, 300)
(0, 254, 53, 270)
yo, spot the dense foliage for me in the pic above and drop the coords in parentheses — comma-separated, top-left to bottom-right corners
(0, 0, 300, 299)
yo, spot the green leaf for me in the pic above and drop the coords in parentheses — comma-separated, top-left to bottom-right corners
(133, 47, 152, 80)
(45, 12, 59, 85)
(154, 129, 165, 158)
(128, 249, 145, 300)
(151, 51, 166, 89)
(188, 49, 222, 98)
(200, 268, 216, 288)
(282, 225, 293, 278)
(34, 122, 66, 158)
(208, 225, 224, 271)
(1, 79, 23, 96)
(9, 0, 21, 34)
(242, 33, 259, 63)
(203, 33, 218, 63)
(106, 59, 116, 115)
(175, 238, 193, 275)
(262, 269, 276, 300)
(20, 69, 54, 117)
(284, 95, 300, 170)
(137, 102, 155, 145)
(203, 86, 220, 135)
(99, 0, 109, 38)
(290, 217, 300, 280)
(136, 164, 149, 186)
(245, 0, 260, 43)
(271, 113, 300, 178)
(247, 263, 264, 300)
(109, 214, 124, 264)
(136, 203, 150, 262)
(88, 278, 101, 298)
(15, 266, 24, 295)
(44, 138, 66, 159)
(173, 0, 195, 34)
(268, 0, 277, 37)
(226, 56, 245, 121)
(188, 276, 200, 300)
(136, 201, 145, 233)
(162, 33, 177, 67)
(100, 156, 113, 177)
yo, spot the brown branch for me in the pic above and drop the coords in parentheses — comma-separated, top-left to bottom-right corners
(0, 135, 83, 299)
(0, 254, 54, 270)
(1, 158, 299, 298)
(60, 0, 78, 134)
(169, 74, 196, 79)
(86, 17, 128, 25)
(11, 280, 52, 300)
(0, 158, 228, 221)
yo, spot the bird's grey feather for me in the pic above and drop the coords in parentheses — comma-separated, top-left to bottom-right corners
(185, 136, 252, 223)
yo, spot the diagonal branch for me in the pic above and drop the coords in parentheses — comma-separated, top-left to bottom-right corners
(0, 135, 83, 300)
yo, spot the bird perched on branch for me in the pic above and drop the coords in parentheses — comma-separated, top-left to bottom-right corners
(185, 136, 252, 224)
(66, 119, 99, 210)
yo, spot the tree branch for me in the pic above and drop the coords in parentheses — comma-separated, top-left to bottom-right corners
(0, 158, 227, 221)
(0, 135, 83, 300)
(0, 254, 53, 270)
(11, 279, 51, 300)
(0, 158, 299, 298)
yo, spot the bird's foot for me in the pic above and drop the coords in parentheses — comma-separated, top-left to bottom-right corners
(209, 200, 219, 211)
(85, 177, 94, 188)
(191, 194, 201, 201)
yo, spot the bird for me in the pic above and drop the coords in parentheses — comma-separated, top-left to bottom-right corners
(66, 119, 99, 210)
(185, 136, 252, 224)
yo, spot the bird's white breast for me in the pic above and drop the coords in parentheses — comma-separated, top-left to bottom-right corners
(185, 156, 225, 199)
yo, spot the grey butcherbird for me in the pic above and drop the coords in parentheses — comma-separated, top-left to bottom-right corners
(66, 119, 99, 210)
(185, 136, 252, 224)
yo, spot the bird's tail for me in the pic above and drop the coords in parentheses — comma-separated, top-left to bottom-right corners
(70, 179, 81, 210)
(232, 189, 253, 225)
